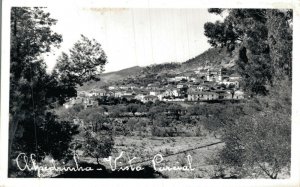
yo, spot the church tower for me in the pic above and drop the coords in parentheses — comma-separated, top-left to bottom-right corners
(218, 68, 222, 82)
(207, 69, 210, 81)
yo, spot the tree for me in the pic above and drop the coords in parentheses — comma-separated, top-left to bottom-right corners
(166, 104, 182, 120)
(10, 8, 62, 79)
(152, 113, 170, 127)
(126, 118, 139, 131)
(204, 9, 292, 95)
(9, 7, 110, 177)
(218, 109, 290, 178)
(110, 105, 126, 118)
(126, 103, 139, 116)
(266, 10, 293, 78)
(204, 21, 240, 49)
(18, 112, 79, 160)
(148, 105, 165, 119)
(54, 35, 108, 86)
(78, 108, 109, 132)
(9, 7, 64, 159)
(83, 131, 114, 165)
(203, 10, 292, 174)
(56, 104, 85, 122)
(207, 78, 291, 178)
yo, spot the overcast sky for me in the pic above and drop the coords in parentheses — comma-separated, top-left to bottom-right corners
(44, 7, 223, 73)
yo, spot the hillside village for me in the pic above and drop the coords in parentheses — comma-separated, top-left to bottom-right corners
(8, 7, 292, 179)
(64, 67, 245, 109)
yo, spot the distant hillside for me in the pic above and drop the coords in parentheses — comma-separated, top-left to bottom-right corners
(182, 47, 237, 70)
(141, 62, 182, 74)
(79, 47, 238, 91)
(101, 66, 143, 81)
(78, 66, 143, 90)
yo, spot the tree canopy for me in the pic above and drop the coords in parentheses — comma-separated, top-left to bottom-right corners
(204, 9, 292, 95)
(10, 7, 64, 158)
(9, 7, 110, 177)
(54, 35, 108, 86)
(204, 9, 292, 178)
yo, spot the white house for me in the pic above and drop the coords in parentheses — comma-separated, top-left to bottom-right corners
(144, 95, 158, 102)
(229, 73, 242, 81)
(233, 90, 244, 99)
(150, 91, 160, 96)
(174, 76, 189, 82)
(220, 80, 239, 89)
(135, 94, 145, 102)
(172, 89, 180, 97)
(108, 86, 116, 90)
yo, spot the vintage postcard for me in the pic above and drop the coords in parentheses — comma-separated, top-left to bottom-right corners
(1, 0, 299, 186)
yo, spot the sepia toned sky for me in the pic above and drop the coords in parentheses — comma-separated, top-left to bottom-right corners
(44, 7, 223, 73)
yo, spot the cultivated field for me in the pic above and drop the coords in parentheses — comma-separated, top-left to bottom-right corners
(77, 135, 224, 178)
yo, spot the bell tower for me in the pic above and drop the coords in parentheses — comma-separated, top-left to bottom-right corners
(207, 69, 210, 81)
(218, 68, 222, 82)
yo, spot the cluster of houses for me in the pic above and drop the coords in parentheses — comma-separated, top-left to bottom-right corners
(63, 68, 245, 109)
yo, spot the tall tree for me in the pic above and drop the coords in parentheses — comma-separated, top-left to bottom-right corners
(266, 10, 293, 78)
(204, 8, 292, 178)
(9, 8, 110, 177)
(204, 9, 292, 95)
(54, 35, 108, 86)
(83, 131, 114, 165)
(9, 7, 63, 157)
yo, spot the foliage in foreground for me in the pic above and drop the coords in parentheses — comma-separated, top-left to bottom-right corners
(203, 9, 292, 178)
(9, 7, 109, 177)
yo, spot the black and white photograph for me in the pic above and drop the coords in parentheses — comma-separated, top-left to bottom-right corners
(0, 0, 299, 186)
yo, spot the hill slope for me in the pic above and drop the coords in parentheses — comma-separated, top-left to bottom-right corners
(79, 47, 238, 90)
(79, 66, 143, 90)
(181, 47, 237, 70)
(101, 66, 143, 82)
